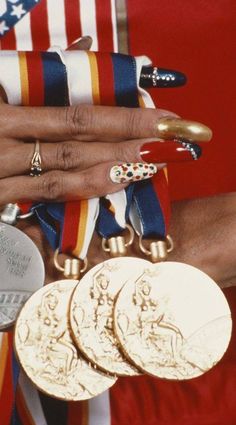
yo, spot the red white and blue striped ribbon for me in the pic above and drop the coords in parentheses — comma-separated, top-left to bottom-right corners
(0, 3, 170, 423)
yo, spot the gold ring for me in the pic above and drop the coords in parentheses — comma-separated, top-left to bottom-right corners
(30, 140, 42, 177)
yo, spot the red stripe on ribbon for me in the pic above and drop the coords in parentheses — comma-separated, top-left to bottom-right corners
(67, 401, 84, 425)
(61, 202, 81, 254)
(0, 334, 14, 425)
(95, 0, 114, 52)
(96, 53, 116, 106)
(152, 171, 171, 233)
(64, 0, 82, 47)
(18, 203, 33, 214)
(0, 28, 16, 50)
(26, 52, 44, 106)
(30, 0, 50, 51)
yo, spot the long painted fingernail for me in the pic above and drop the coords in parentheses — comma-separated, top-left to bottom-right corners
(110, 163, 157, 184)
(140, 140, 202, 162)
(140, 67, 187, 88)
(156, 118, 212, 142)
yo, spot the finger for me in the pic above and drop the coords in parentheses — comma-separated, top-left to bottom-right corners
(0, 138, 201, 178)
(0, 104, 179, 141)
(67, 36, 93, 51)
(0, 84, 7, 103)
(0, 162, 157, 204)
(0, 104, 212, 142)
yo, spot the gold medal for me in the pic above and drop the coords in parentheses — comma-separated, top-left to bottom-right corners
(14, 280, 116, 401)
(114, 262, 232, 380)
(70, 257, 150, 376)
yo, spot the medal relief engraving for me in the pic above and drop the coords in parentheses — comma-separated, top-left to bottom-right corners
(0, 291, 30, 326)
(70, 258, 149, 376)
(15, 280, 116, 401)
(0, 227, 31, 277)
(0, 223, 44, 330)
(114, 262, 232, 380)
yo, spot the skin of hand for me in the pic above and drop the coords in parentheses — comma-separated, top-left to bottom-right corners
(2, 37, 225, 288)
(0, 100, 180, 206)
(16, 192, 236, 289)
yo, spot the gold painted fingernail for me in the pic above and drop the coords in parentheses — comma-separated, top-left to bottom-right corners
(156, 118, 212, 142)
(110, 163, 157, 184)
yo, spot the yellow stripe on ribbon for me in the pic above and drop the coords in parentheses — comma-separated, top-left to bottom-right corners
(73, 200, 89, 258)
(0, 333, 9, 397)
(19, 52, 29, 106)
(87, 52, 100, 105)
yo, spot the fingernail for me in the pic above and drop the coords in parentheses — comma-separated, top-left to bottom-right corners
(140, 67, 187, 88)
(140, 140, 202, 162)
(156, 118, 212, 142)
(67, 35, 93, 50)
(110, 163, 157, 184)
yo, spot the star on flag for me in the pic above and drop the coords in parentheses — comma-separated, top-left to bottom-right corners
(0, 19, 9, 34)
(10, 3, 26, 19)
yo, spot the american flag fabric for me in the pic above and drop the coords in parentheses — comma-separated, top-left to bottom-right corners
(0, 0, 39, 38)
(0, 0, 118, 52)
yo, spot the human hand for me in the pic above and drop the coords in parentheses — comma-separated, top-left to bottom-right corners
(0, 99, 211, 206)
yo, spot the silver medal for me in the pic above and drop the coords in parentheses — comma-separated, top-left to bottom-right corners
(0, 223, 45, 330)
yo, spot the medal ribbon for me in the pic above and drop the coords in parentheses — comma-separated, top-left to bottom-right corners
(0, 49, 170, 425)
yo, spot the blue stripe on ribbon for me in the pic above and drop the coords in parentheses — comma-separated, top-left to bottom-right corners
(31, 51, 70, 249)
(133, 179, 166, 238)
(33, 204, 59, 250)
(10, 352, 21, 425)
(97, 54, 138, 238)
(41, 52, 69, 106)
(111, 53, 139, 107)
(96, 185, 135, 238)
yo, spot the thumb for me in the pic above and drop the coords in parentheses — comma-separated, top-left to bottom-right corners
(67, 35, 93, 51)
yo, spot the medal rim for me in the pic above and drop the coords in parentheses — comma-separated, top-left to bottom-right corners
(14, 279, 117, 401)
(0, 223, 45, 331)
(113, 261, 232, 381)
(69, 257, 150, 376)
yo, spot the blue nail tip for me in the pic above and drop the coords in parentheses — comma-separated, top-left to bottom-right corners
(192, 143, 202, 159)
(140, 67, 187, 88)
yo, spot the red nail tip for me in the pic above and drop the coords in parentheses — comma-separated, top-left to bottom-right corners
(140, 141, 201, 163)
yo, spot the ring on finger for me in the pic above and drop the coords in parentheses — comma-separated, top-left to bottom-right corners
(30, 140, 42, 177)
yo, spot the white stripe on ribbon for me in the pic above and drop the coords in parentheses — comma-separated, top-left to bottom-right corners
(47, 0, 67, 49)
(14, 12, 33, 50)
(0, 51, 21, 104)
(0, 333, 3, 350)
(62, 50, 93, 105)
(106, 191, 127, 229)
(79, 0, 98, 51)
(79, 198, 99, 260)
(110, 0, 118, 53)
(19, 371, 47, 425)
(88, 390, 111, 425)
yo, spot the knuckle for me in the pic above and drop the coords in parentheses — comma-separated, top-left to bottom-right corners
(39, 171, 65, 201)
(65, 105, 93, 137)
(79, 171, 97, 197)
(125, 109, 141, 138)
(56, 142, 78, 170)
(115, 141, 136, 162)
